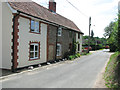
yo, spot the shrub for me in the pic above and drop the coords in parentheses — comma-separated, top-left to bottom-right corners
(75, 54, 78, 58)
(76, 53, 81, 57)
(68, 56, 73, 60)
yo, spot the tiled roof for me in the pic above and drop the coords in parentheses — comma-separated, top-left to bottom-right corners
(9, 1, 83, 33)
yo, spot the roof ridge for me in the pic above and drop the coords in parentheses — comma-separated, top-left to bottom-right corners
(32, 1, 74, 23)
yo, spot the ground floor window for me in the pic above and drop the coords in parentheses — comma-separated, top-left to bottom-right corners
(29, 42, 40, 60)
(57, 43, 61, 56)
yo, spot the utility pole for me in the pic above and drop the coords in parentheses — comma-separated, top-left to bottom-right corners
(88, 17, 91, 53)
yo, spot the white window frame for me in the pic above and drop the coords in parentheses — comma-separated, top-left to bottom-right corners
(58, 27, 62, 36)
(31, 20, 40, 33)
(30, 43, 39, 60)
(57, 43, 61, 56)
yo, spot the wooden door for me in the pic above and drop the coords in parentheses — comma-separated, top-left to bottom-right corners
(48, 45, 54, 61)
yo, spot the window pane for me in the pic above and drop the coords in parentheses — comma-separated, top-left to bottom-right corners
(30, 45, 34, 51)
(57, 51, 59, 56)
(35, 21, 39, 32)
(35, 45, 38, 51)
(30, 52, 34, 58)
(58, 28, 62, 36)
(57, 45, 60, 50)
(31, 20, 35, 31)
(35, 52, 38, 57)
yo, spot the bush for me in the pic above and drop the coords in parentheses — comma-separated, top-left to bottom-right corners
(68, 53, 81, 60)
(68, 55, 75, 60)
(68, 56, 73, 60)
(76, 53, 81, 57)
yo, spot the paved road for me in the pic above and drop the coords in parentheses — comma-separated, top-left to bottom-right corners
(1, 49, 112, 88)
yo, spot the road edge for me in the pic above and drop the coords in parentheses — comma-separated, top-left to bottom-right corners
(93, 53, 114, 88)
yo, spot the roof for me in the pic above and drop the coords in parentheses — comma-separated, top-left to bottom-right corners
(8, 1, 83, 33)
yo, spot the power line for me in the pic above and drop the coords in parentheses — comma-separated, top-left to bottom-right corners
(66, 0, 89, 18)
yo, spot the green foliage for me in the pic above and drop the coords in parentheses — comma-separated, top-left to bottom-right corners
(104, 52, 120, 88)
(68, 55, 74, 60)
(76, 53, 81, 57)
(83, 35, 107, 50)
(103, 21, 115, 38)
(107, 20, 118, 52)
(104, 13, 120, 52)
(118, 13, 120, 51)
(68, 53, 81, 60)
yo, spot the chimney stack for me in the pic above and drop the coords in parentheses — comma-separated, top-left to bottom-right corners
(49, 0, 56, 13)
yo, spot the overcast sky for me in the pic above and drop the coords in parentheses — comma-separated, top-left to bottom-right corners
(33, 0, 119, 38)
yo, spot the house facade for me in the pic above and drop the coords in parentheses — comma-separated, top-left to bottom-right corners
(1, 1, 83, 71)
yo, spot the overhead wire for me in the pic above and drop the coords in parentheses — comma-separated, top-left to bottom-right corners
(66, 0, 89, 18)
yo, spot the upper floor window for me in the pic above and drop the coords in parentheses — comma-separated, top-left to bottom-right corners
(78, 33, 80, 39)
(58, 27, 62, 36)
(30, 20, 40, 33)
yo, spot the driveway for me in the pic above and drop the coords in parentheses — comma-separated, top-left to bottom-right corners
(1, 49, 112, 88)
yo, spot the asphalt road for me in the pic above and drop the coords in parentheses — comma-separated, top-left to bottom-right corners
(1, 49, 112, 88)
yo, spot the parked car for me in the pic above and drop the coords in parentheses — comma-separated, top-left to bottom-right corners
(105, 45, 109, 49)
(84, 46, 92, 51)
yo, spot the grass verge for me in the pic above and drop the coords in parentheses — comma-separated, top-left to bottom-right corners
(104, 52, 120, 88)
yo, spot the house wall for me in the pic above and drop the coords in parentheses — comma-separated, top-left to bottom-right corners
(2, 3, 13, 69)
(57, 29, 76, 59)
(17, 17, 47, 68)
(48, 24, 76, 61)
(76, 33, 82, 53)
(47, 24, 57, 61)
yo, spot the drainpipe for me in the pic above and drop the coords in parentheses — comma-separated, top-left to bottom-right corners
(12, 12, 20, 72)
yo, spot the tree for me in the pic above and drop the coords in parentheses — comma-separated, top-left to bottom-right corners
(107, 21, 118, 51)
(104, 14, 119, 52)
(103, 22, 115, 38)
(118, 13, 120, 51)
(91, 30, 94, 38)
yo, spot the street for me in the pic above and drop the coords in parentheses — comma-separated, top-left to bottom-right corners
(1, 50, 112, 88)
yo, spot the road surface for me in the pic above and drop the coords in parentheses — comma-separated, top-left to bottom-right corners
(1, 49, 112, 88)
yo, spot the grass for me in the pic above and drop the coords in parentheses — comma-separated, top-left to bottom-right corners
(104, 52, 120, 88)
(81, 52, 92, 56)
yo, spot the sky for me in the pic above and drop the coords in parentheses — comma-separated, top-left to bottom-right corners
(32, 0, 119, 38)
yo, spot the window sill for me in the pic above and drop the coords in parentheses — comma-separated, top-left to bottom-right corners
(29, 31, 41, 34)
(29, 58, 40, 61)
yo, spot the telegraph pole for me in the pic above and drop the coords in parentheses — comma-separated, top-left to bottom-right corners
(88, 17, 91, 53)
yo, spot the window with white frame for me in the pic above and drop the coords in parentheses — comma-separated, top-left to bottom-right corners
(30, 43, 40, 60)
(57, 43, 61, 56)
(58, 27, 62, 36)
(31, 20, 40, 33)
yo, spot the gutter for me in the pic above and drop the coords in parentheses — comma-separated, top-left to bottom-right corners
(12, 12, 20, 72)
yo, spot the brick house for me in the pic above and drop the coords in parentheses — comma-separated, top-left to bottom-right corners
(1, 0, 83, 71)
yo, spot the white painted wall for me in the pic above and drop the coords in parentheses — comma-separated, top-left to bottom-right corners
(76, 33, 82, 53)
(2, 2, 13, 69)
(18, 17, 47, 68)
